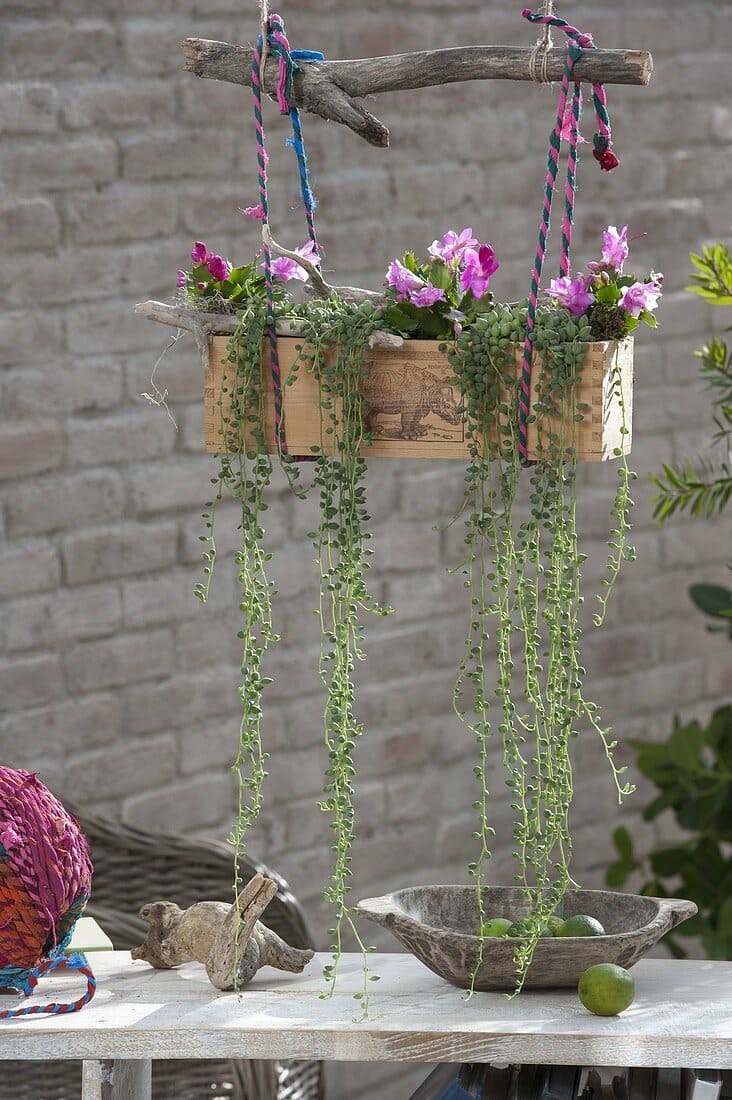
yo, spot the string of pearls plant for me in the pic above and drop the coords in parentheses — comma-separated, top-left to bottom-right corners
(449, 302, 635, 990)
(157, 221, 662, 1004)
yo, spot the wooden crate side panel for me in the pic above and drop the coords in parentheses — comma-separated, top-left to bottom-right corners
(204, 336, 633, 462)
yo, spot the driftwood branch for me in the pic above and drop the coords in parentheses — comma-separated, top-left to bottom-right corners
(182, 39, 653, 147)
(131, 873, 314, 991)
(134, 300, 404, 350)
(262, 225, 386, 306)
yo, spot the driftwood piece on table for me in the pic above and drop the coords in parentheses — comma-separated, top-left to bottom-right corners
(131, 873, 314, 991)
(134, 300, 404, 352)
(182, 39, 653, 147)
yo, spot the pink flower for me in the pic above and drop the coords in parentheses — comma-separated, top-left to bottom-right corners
(176, 269, 187, 289)
(191, 241, 212, 265)
(459, 244, 500, 298)
(386, 259, 425, 301)
(243, 203, 266, 221)
(428, 228, 479, 264)
(619, 279, 663, 318)
(409, 284, 446, 308)
(270, 240, 319, 282)
(207, 254, 232, 281)
(600, 225, 629, 273)
(547, 273, 595, 316)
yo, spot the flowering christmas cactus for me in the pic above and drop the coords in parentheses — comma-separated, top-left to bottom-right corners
(174, 223, 661, 345)
(176, 236, 316, 309)
(382, 228, 500, 339)
(547, 225, 663, 339)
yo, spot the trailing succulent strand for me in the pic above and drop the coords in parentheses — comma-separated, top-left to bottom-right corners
(291, 297, 392, 1016)
(195, 300, 279, 983)
(449, 302, 634, 991)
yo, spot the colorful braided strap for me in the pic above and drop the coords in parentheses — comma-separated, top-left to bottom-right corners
(0, 952, 96, 1020)
(251, 13, 322, 459)
(517, 9, 619, 466)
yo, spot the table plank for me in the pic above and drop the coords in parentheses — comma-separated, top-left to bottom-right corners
(0, 952, 729, 1069)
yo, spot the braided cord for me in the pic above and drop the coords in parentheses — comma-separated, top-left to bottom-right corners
(251, 13, 323, 457)
(517, 44, 580, 463)
(268, 13, 322, 252)
(0, 952, 96, 1020)
(517, 9, 619, 464)
(560, 82, 582, 277)
(251, 30, 286, 453)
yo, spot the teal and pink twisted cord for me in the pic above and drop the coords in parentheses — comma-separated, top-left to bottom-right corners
(517, 8, 619, 465)
(251, 12, 322, 457)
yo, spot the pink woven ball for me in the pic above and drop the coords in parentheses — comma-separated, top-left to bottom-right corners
(0, 768, 93, 980)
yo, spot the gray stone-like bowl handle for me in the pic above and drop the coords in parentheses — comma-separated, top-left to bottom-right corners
(652, 896, 698, 933)
(357, 894, 398, 928)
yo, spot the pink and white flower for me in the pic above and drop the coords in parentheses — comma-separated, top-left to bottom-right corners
(547, 273, 595, 316)
(271, 240, 319, 282)
(459, 244, 500, 299)
(428, 228, 479, 265)
(410, 284, 446, 308)
(176, 269, 187, 289)
(600, 225, 629, 273)
(385, 259, 426, 300)
(243, 203, 266, 221)
(618, 278, 663, 318)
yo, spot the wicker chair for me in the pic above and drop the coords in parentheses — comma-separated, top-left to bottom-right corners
(4, 808, 324, 1100)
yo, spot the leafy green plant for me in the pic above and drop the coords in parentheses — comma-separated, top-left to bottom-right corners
(689, 581, 732, 638)
(609, 243, 732, 962)
(607, 706, 732, 959)
(651, 241, 732, 521)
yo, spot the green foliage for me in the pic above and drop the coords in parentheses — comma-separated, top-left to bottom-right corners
(628, 243, 732, 963)
(192, 290, 640, 1003)
(688, 242, 732, 305)
(651, 242, 732, 521)
(199, 294, 388, 1015)
(606, 706, 732, 959)
(447, 302, 635, 991)
(689, 580, 732, 638)
(185, 260, 281, 309)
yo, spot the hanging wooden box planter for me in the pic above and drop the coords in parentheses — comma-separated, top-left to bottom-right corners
(204, 334, 634, 462)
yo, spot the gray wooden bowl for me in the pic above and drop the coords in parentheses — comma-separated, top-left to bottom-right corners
(356, 886, 697, 990)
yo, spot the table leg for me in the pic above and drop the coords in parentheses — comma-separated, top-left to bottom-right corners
(81, 1059, 152, 1100)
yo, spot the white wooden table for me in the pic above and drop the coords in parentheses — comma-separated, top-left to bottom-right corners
(1, 952, 730, 1098)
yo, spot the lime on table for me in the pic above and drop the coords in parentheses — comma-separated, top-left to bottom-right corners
(578, 963, 635, 1016)
(480, 917, 513, 937)
(556, 913, 605, 937)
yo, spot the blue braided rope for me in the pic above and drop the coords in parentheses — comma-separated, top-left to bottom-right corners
(0, 952, 96, 1019)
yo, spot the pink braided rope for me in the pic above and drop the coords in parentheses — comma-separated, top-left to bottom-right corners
(269, 15, 292, 113)
(518, 60, 576, 460)
(560, 86, 582, 277)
